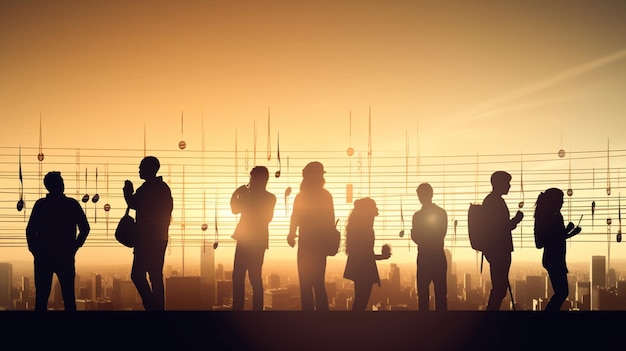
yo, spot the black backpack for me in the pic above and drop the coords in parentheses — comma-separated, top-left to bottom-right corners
(468, 203, 488, 252)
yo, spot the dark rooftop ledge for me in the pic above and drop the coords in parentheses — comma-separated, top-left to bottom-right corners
(0, 311, 620, 350)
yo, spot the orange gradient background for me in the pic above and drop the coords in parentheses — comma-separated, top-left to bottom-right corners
(1, 1, 626, 274)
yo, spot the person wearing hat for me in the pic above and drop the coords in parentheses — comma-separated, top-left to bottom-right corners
(287, 161, 336, 311)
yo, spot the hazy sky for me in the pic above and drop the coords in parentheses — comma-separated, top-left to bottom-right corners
(2, 1, 626, 270)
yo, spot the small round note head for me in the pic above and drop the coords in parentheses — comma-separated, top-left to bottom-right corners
(558, 149, 566, 158)
(92, 194, 100, 203)
(275, 170, 281, 178)
(399, 230, 404, 238)
(213, 242, 219, 249)
(567, 189, 573, 197)
(347, 147, 355, 157)
(81, 194, 89, 203)
(178, 140, 187, 149)
(37, 153, 45, 162)
(16, 199, 24, 212)
(104, 203, 111, 211)
(201, 223, 208, 231)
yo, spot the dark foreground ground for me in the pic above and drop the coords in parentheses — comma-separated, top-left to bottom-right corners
(0, 311, 621, 350)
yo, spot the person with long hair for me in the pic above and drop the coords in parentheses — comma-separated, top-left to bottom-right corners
(287, 161, 336, 311)
(534, 187, 581, 311)
(343, 197, 391, 311)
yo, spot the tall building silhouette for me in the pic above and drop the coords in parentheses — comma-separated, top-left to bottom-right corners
(525, 275, 544, 311)
(200, 242, 217, 309)
(590, 255, 606, 310)
(91, 273, 102, 301)
(0, 263, 12, 309)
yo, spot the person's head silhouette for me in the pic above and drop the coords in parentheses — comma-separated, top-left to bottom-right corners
(249, 166, 270, 190)
(416, 183, 433, 205)
(490, 171, 512, 196)
(43, 171, 65, 195)
(139, 156, 160, 180)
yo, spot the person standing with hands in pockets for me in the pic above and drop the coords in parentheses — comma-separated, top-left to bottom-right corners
(533, 188, 581, 311)
(123, 156, 173, 311)
(230, 166, 276, 311)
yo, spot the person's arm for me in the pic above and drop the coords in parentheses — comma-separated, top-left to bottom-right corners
(230, 185, 248, 215)
(287, 195, 300, 247)
(261, 193, 276, 224)
(25, 201, 40, 254)
(74, 200, 90, 251)
(410, 212, 420, 245)
(123, 180, 135, 209)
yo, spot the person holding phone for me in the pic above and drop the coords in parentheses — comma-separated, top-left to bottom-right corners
(533, 187, 582, 311)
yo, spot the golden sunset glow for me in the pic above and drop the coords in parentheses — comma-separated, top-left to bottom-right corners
(2, 0, 626, 277)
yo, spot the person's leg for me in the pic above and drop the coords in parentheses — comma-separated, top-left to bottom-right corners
(131, 244, 154, 310)
(231, 244, 247, 311)
(33, 257, 53, 312)
(433, 258, 448, 311)
(145, 240, 168, 311)
(311, 253, 328, 311)
(297, 249, 314, 311)
(545, 270, 568, 311)
(247, 246, 267, 311)
(56, 256, 77, 311)
(486, 252, 511, 311)
(352, 281, 373, 311)
(417, 273, 431, 311)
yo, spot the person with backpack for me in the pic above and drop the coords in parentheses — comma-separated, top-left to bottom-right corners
(533, 188, 581, 311)
(482, 171, 523, 311)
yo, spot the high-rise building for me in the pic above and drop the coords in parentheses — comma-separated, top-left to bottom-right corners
(91, 273, 102, 301)
(200, 242, 216, 309)
(590, 255, 606, 310)
(165, 276, 202, 310)
(591, 255, 606, 289)
(525, 275, 544, 310)
(111, 278, 141, 310)
(0, 263, 12, 309)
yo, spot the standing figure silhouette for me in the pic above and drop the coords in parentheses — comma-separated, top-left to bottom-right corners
(287, 161, 336, 311)
(411, 183, 448, 311)
(534, 188, 581, 311)
(343, 197, 391, 311)
(230, 166, 276, 311)
(123, 156, 173, 311)
(26, 171, 90, 311)
(482, 171, 523, 311)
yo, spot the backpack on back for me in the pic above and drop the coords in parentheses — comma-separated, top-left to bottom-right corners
(467, 202, 489, 252)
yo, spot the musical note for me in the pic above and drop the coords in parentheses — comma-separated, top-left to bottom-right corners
(213, 194, 219, 249)
(267, 107, 271, 162)
(104, 163, 110, 237)
(275, 131, 281, 178)
(179, 110, 187, 149)
(398, 197, 405, 238)
(81, 168, 89, 211)
(347, 110, 354, 157)
(617, 194, 622, 243)
(92, 167, 100, 222)
(518, 152, 525, 209)
(606, 138, 611, 196)
(17, 145, 24, 212)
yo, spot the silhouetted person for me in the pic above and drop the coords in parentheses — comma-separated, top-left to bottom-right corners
(343, 197, 391, 311)
(123, 156, 173, 311)
(230, 166, 276, 311)
(534, 188, 581, 311)
(26, 171, 90, 311)
(287, 161, 335, 311)
(411, 183, 448, 311)
(482, 171, 523, 311)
